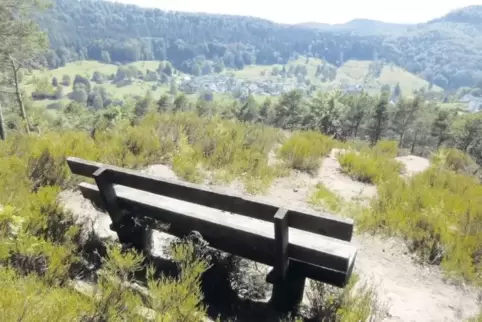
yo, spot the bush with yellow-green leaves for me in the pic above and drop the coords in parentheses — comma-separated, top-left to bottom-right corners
(309, 183, 343, 213)
(337, 145, 404, 184)
(278, 131, 334, 174)
(0, 115, 210, 320)
(359, 166, 482, 284)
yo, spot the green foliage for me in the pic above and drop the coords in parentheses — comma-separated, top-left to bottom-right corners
(431, 148, 478, 174)
(391, 96, 422, 146)
(310, 183, 343, 213)
(367, 94, 389, 146)
(0, 114, 216, 320)
(305, 92, 342, 135)
(451, 112, 482, 152)
(0, 267, 93, 321)
(359, 167, 482, 283)
(307, 274, 387, 322)
(337, 149, 404, 184)
(372, 140, 399, 158)
(172, 131, 204, 183)
(278, 131, 334, 174)
(158, 113, 283, 192)
(274, 90, 306, 130)
(0, 130, 206, 321)
(146, 242, 208, 321)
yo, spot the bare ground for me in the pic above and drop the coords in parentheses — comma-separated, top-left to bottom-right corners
(59, 153, 481, 322)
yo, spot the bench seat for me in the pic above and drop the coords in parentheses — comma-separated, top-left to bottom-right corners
(79, 182, 357, 287)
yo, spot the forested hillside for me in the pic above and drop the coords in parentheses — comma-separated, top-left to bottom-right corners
(35, 0, 482, 90)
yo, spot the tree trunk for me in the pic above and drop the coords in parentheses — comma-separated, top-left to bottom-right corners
(436, 129, 445, 149)
(353, 121, 361, 138)
(0, 103, 6, 141)
(11, 58, 30, 135)
(411, 129, 419, 154)
(398, 131, 405, 148)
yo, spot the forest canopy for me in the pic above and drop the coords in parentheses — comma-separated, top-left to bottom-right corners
(34, 0, 482, 90)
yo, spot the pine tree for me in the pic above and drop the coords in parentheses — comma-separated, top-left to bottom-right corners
(237, 95, 259, 123)
(274, 90, 306, 130)
(431, 109, 452, 149)
(367, 94, 389, 146)
(259, 98, 274, 124)
(157, 94, 170, 113)
(134, 91, 154, 117)
(391, 96, 422, 147)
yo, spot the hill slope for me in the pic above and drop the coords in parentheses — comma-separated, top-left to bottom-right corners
(296, 19, 411, 35)
(35, 0, 482, 90)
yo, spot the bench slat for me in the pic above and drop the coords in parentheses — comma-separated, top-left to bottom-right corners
(78, 183, 356, 275)
(67, 157, 354, 241)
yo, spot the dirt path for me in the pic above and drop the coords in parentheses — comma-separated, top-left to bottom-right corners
(247, 153, 478, 322)
(60, 154, 480, 322)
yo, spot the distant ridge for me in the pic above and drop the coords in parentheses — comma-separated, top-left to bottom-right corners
(295, 19, 411, 35)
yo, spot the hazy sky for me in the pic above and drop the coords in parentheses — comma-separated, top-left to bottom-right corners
(109, 0, 480, 24)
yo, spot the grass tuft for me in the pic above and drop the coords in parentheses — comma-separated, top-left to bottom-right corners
(278, 131, 334, 174)
(337, 149, 404, 184)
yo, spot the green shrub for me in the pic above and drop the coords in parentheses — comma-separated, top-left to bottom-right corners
(307, 274, 387, 322)
(345, 139, 370, 152)
(431, 148, 478, 175)
(0, 120, 210, 320)
(0, 267, 93, 321)
(359, 167, 482, 284)
(337, 150, 404, 184)
(172, 131, 204, 183)
(278, 131, 334, 174)
(310, 183, 343, 213)
(373, 140, 399, 158)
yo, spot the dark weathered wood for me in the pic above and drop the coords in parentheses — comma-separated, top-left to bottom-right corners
(93, 168, 122, 226)
(270, 265, 306, 312)
(274, 208, 289, 280)
(78, 183, 356, 283)
(67, 157, 354, 241)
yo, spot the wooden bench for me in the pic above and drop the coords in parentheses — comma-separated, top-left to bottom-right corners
(67, 157, 357, 311)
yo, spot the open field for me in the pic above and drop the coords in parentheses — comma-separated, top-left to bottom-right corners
(230, 57, 443, 96)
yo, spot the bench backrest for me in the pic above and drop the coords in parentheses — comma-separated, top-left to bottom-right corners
(67, 157, 354, 241)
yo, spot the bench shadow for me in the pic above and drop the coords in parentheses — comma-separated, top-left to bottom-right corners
(148, 253, 297, 322)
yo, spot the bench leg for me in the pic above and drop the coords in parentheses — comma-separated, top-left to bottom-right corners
(270, 267, 306, 312)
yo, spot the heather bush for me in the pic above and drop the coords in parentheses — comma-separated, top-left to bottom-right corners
(278, 131, 334, 174)
(310, 183, 343, 213)
(359, 167, 482, 284)
(431, 148, 478, 175)
(0, 124, 209, 320)
(337, 150, 404, 184)
(372, 140, 399, 158)
(306, 274, 387, 322)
